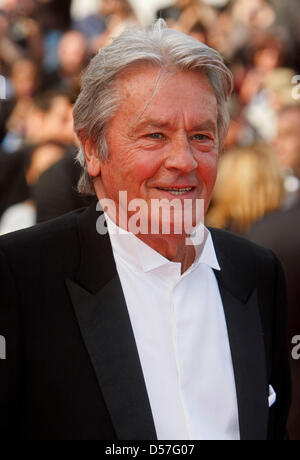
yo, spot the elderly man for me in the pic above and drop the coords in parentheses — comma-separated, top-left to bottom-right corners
(0, 20, 290, 440)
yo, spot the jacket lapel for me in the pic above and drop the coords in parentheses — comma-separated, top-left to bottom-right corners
(66, 202, 156, 440)
(217, 281, 269, 440)
(212, 230, 269, 440)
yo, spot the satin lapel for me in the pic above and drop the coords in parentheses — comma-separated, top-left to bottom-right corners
(215, 273, 269, 440)
(66, 275, 157, 440)
(66, 202, 156, 440)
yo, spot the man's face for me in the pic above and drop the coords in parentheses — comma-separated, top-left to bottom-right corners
(274, 109, 300, 177)
(92, 65, 219, 233)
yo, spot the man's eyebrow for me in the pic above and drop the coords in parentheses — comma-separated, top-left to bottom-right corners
(190, 120, 217, 134)
(132, 119, 217, 133)
(133, 119, 171, 131)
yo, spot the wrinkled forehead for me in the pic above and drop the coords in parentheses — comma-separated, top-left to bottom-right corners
(112, 64, 218, 123)
(112, 63, 163, 101)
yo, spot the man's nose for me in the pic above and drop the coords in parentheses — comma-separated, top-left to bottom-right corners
(164, 137, 197, 173)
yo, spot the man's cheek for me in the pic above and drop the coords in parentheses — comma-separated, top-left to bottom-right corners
(130, 160, 160, 184)
(200, 158, 218, 188)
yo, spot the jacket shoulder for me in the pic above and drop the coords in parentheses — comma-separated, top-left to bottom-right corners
(209, 226, 279, 290)
(0, 208, 86, 275)
(210, 227, 275, 263)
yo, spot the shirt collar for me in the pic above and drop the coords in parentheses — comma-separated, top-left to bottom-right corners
(105, 213, 220, 274)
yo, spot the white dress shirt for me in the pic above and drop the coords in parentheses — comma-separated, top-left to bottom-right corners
(105, 215, 240, 440)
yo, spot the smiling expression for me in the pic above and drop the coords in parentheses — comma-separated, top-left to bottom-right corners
(90, 65, 219, 233)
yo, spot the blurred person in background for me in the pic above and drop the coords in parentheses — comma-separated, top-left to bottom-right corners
(206, 144, 284, 234)
(9, 56, 40, 99)
(3, 89, 75, 152)
(232, 0, 275, 30)
(188, 20, 208, 44)
(272, 105, 300, 209)
(90, 0, 138, 51)
(246, 107, 300, 440)
(72, 2, 106, 43)
(0, 0, 71, 74)
(238, 29, 287, 107)
(0, 8, 22, 72)
(207, 2, 233, 57)
(263, 68, 298, 113)
(0, 141, 64, 234)
(36, 91, 75, 146)
(247, 204, 300, 443)
(156, 0, 216, 34)
(208, 0, 277, 61)
(34, 145, 94, 223)
(0, 90, 75, 221)
(0, 57, 41, 149)
(33, 0, 71, 73)
(233, 28, 290, 143)
(0, 0, 43, 69)
(222, 92, 257, 150)
(0, 145, 32, 218)
(34, 0, 71, 33)
(272, 0, 300, 73)
(46, 30, 87, 95)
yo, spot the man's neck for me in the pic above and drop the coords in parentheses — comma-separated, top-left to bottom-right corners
(99, 198, 197, 274)
(134, 233, 196, 275)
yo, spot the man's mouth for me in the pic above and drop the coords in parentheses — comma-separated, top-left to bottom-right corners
(156, 186, 195, 196)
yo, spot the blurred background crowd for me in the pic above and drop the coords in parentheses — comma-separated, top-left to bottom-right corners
(0, 0, 299, 440)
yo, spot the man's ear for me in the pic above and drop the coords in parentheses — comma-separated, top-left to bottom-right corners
(83, 139, 102, 177)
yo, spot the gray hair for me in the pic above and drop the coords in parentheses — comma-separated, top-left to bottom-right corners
(73, 19, 233, 194)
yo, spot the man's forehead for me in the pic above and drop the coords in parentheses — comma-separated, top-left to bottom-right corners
(114, 64, 164, 100)
(113, 65, 217, 124)
(115, 64, 214, 98)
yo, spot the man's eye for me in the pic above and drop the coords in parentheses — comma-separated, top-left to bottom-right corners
(147, 133, 164, 139)
(192, 134, 210, 141)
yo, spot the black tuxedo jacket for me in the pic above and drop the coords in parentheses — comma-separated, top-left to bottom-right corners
(0, 201, 291, 440)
